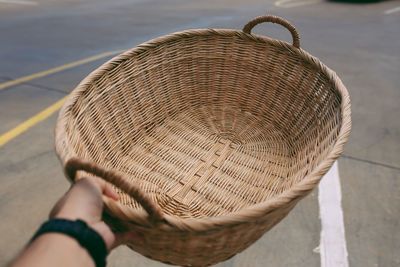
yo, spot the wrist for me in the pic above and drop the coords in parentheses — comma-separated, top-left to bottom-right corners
(54, 212, 115, 250)
(89, 221, 116, 251)
(31, 219, 108, 267)
(54, 209, 93, 224)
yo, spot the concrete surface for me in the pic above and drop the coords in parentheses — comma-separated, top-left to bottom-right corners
(340, 158, 400, 267)
(0, 0, 399, 266)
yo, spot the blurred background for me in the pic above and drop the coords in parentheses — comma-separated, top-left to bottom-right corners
(0, 0, 399, 266)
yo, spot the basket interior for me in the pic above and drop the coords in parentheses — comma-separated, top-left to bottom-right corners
(64, 33, 343, 218)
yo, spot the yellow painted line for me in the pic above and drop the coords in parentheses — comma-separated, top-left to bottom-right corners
(0, 96, 67, 147)
(0, 50, 123, 91)
(0, 49, 125, 147)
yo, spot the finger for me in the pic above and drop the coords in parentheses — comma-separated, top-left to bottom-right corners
(103, 182, 119, 201)
(84, 177, 118, 200)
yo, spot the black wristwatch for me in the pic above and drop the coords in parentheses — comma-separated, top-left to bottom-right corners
(31, 218, 108, 267)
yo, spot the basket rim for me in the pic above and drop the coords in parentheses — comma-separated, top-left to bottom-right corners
(55, 28, 351, 232)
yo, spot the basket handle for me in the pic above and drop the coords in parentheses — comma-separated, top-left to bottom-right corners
(242, 15, 300, 48)
(65, 158, 164, 224)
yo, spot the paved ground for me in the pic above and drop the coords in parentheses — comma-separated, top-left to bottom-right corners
(0, 0, 399, 266)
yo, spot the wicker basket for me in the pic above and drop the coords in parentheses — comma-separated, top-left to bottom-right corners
(55, 15, 351, 266)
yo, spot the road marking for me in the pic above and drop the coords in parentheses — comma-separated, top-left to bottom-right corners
(0, 49, 124, 147)
(0, 50, 123, 91)
(275, 0, 322, 8)
(384, 6, 400, 15)
(0, 96, 67, 147)
(0, 0, 37, 5)
(318, 162, 349, 267)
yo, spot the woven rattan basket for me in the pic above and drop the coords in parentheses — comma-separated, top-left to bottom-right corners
(55, 15, 351, 266)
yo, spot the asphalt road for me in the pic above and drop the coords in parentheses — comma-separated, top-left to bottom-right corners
(0, 0, 399, 266)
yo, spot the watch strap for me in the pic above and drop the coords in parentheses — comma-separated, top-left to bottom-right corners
(31, 218, 107, 267)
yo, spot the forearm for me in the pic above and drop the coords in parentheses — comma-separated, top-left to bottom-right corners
(11, 233, 95, 267)
(10, 177, 119, 267)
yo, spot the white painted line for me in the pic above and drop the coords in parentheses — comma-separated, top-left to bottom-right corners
(275, 0, 322, 8)
(318, 162, 349, 267)
(0, 0, 37, 5)
(384, 6, 400, 15)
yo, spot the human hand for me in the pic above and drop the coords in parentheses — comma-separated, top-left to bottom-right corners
(49, 177, 119, 251)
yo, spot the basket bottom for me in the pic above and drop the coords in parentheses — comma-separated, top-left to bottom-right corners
(114, 105, 293, 218)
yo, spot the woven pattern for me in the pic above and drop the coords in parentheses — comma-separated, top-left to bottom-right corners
(56, 15, 351, 266)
